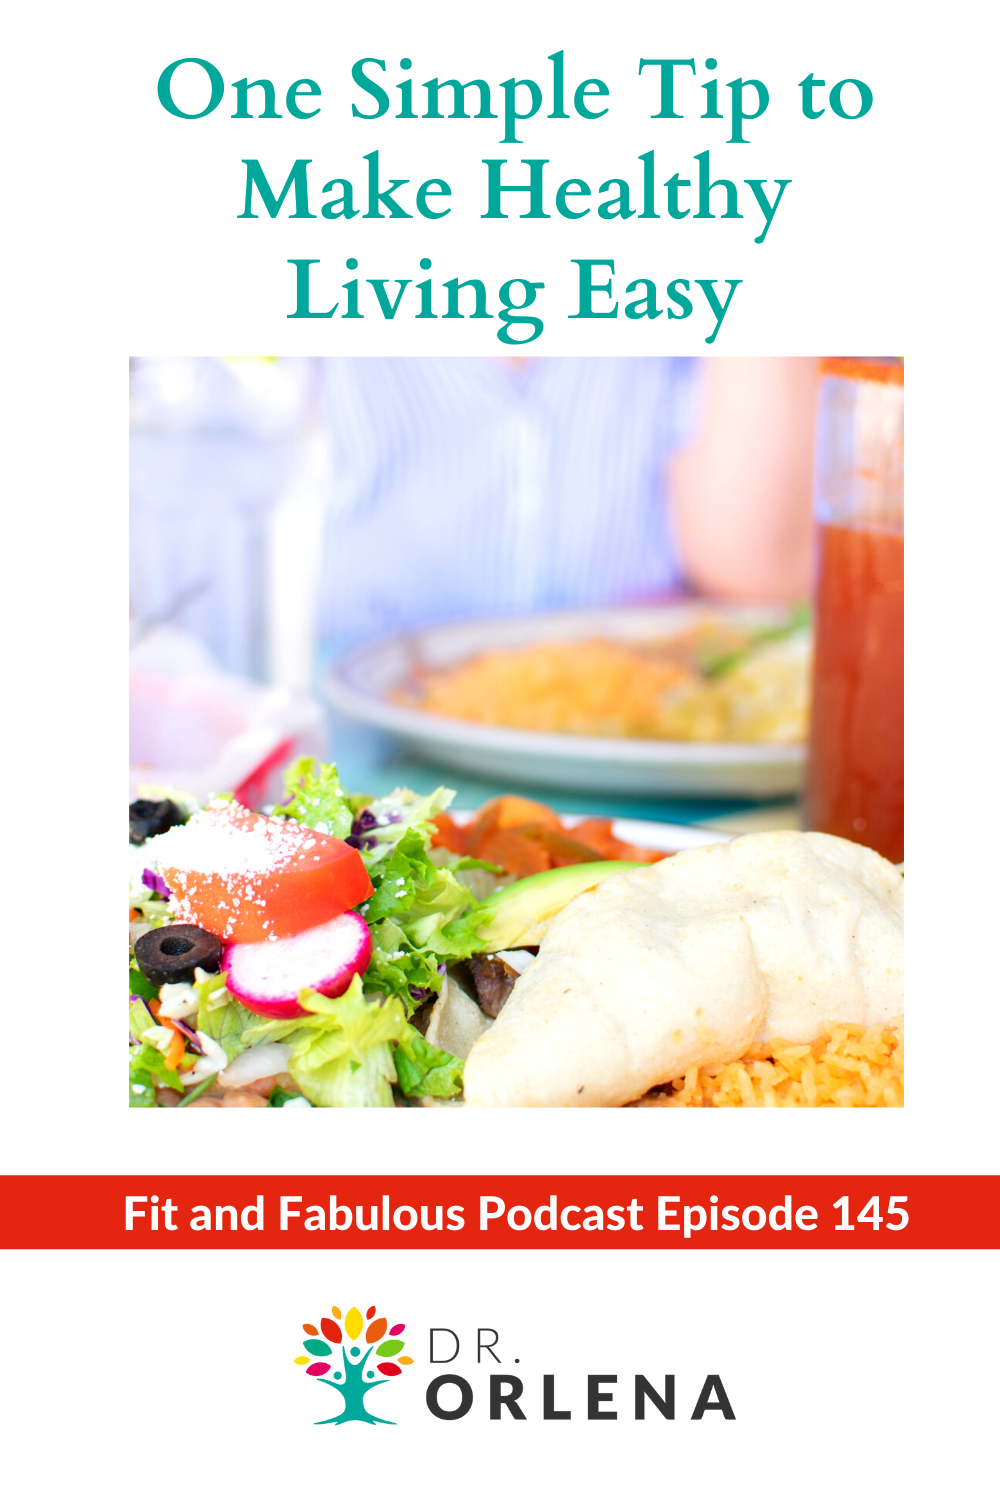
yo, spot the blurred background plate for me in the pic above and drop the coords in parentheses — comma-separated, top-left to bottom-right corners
(326, 604, 806, 799)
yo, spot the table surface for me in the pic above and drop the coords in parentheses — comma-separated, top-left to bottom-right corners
(325, 709, 802, 834)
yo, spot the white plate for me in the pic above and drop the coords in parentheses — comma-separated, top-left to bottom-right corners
(325, 604, 806, 799)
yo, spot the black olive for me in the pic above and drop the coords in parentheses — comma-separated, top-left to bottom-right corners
(134, 924, 221, 988)
(130, 798, 185, 846)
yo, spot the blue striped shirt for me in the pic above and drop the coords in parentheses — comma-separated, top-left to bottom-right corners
(318, 356, 700, 646)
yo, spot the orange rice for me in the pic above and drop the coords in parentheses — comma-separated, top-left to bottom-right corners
(631, 1019, 903, 1108)
(400, 627, 809, 743)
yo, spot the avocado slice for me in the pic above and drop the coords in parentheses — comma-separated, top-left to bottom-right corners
(474, 860, 642, 951)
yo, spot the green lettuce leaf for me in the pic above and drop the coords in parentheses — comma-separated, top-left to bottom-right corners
(129, 1042, 183, 1105)
(195, 971, 258, 1063)
(129, 965, 159, 1004)
(268, 1085, 303, 1107)
(360, 785, 457, 870)
(359, 830, 491, 1009)
(243, 976, 409, 1108)
(278, 757, 354, 840)
(364, 826, 488, 955)
(128, 997, 157, 1044)
(432, 903, 494, 956)
(393, 1026, 464, 1099)
(366, 917, 444, 1008)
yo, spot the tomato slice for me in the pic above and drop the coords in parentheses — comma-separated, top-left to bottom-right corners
(157, 800, 374, 943)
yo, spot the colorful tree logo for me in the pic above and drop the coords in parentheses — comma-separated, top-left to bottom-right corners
(294, 1304, 413, 1426)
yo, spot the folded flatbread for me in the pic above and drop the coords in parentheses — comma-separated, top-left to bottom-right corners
(462, 831, 903, 1108)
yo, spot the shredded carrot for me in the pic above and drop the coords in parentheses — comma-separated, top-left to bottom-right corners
(164, 1028, 186, 1072)
(149, 997, 190, 1072)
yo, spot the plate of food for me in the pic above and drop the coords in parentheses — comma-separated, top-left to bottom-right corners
(325, 602, 811, 798)
(129, 766, 903, 1110)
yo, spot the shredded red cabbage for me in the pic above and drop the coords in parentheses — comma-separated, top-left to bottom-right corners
(170, 1017, 203, 1052)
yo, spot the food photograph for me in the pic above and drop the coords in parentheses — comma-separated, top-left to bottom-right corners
(129, 355, 903, 1109)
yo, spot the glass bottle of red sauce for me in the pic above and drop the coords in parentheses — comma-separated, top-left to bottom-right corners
(802, 357, 904, 863)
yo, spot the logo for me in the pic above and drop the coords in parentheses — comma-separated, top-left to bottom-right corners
(294, 1303, 413, 1425)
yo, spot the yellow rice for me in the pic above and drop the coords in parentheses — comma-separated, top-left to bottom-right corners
(631, 1019, 903, 1108)
(401, 630, 809, 743)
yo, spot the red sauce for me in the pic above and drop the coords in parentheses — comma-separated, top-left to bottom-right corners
(803, 523, 904, 863)
(818, 357, 903, 386)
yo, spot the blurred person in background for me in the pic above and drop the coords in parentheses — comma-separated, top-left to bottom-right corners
(130, 356, 816, 679)
(315, 356, 817, 650)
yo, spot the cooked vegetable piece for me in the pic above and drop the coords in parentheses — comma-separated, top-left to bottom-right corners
(429, 810, 468, 855)
(538, 829, 606, 866)
(466, 796, 562, 853)
(432, 799, 665, 879)
(472, 829, 551, 879)
(467, 954, 519, 1017)
(570, 818, 665, 863)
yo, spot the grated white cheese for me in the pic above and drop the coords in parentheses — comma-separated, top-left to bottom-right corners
(146, 798, 322, 879)
(143, 798, 343, 941)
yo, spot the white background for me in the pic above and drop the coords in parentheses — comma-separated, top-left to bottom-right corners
(6, 1247, 992, 1495)
(1, 0, 997, 1493)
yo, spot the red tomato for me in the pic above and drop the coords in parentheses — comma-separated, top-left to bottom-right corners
(158, 801, 373, 942)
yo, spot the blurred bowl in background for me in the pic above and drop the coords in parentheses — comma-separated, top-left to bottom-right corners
(326, 604, 806, 799)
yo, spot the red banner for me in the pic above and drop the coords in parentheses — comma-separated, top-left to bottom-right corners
(1, 1176, 997, 1249)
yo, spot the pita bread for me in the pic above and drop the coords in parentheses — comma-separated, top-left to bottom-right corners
(462, 831, 903, 1108)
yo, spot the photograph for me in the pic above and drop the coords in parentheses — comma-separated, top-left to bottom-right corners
(129, 354, 903, 1110)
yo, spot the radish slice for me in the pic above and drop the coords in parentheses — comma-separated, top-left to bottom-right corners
(222, 912, 372, 1020)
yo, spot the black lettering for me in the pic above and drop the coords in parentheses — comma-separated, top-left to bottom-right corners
(588, 1374, 617, 1420)
(490, 1375, 526, 1419)
(429, 1328, 460, 1363)
(544, 1374, 571, 1419)
(635, 1374, 675, 1420)
(477, 1329, 501, 1364)
(691, 1375, 735, 1420)
(426, 1374, 473, 1420)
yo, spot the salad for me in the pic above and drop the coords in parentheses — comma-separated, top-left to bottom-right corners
(128, 764, 653, 1108)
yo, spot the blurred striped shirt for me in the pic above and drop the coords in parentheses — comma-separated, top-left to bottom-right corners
(317, 356, 700, 646)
